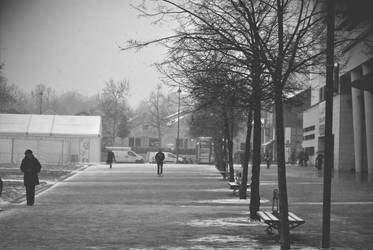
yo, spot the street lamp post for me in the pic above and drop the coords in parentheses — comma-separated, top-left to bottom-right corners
(322, 0, 335, 248)
(176, 87, 181, 163)
(39, 90, 43, 114)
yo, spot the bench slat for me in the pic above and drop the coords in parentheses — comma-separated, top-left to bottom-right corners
(265, 212, 279, 221)
(288, 212, 304, 222)
(257, 211, 279, 222)
(288, 214, 296, 222)
(257, 211, 272, 222)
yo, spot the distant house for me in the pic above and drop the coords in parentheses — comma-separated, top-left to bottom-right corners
(0, 114, 102, 164)
(119, 111, 196, 152)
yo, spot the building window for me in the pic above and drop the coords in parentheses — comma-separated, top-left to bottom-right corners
(176, 138, 185, 149)
(149, 137, 160, 147)
(303, 134, 315, 140)
(129, 137, 134, 147)
(240, 143, 246, 150)
(135, 138, 141, 147)
(304, 147, 315, 156)
(303, 125, 315, 132)
(319, 87, 325, 102)
(319, 124, 325, 137)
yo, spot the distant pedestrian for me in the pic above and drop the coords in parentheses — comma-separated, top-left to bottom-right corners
(106, 150, 115, 168)
(315, 153, 324, 170)
(0, 176, 3, 197)
(20, 149, 41, 206)
(155, 150, 165, 176)
(298, 150, 304, 167)
(264, 152, 271, 169)
(304, 150, 309, 167)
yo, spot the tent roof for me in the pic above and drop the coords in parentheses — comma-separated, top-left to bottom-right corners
(0, 114, 101, 137)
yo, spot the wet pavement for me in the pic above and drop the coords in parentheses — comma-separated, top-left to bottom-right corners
(0, 163, 372, 249)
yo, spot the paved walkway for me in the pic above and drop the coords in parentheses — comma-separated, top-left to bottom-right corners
(0, 163, 372, 249)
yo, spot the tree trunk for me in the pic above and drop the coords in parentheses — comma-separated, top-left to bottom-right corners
(276, 1, 290, 248)
(275, 84, 290, 249)
(224, 109, 235, 182)
(157, 126, 162, 148)
(240, 108, 253, 199)
(112, 118, 117, 146)
(250, 80, 262, 219)
(214, 136, 226, 178)
(222, 136, 228, 178)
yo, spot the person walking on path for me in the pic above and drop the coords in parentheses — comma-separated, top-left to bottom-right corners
(264, 152, 271, 169)
(298, 150, 304, 167)
(315, 152, 324, 170)
(20, 149, 41, 206)
(155, 150, 165, 176)
(304, 150, 309, 167)
(106, 150, 115, 168)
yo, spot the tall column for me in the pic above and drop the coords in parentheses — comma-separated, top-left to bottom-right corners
(363, 64, 373, 175)
(364, 90, 373, 175)
(351, 68, 364, 173)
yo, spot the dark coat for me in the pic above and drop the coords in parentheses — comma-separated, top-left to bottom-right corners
(155, 152, 165, 163)
(20, 156, 41, 186)
(106, 151, 115, 164)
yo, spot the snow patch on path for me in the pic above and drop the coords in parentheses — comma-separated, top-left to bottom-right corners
(196, 198, 270, 204)
(189, 234, 251, 243)
(187, 217, 264, 227)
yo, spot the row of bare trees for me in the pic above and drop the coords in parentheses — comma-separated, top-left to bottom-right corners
(0, 65, 132, 148)
(1, 61, 179, 150)
(123, 1, 332, 248)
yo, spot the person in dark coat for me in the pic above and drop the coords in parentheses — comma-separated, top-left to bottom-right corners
(304, 150, 309, 167)
(315, 153, 324, 170)
(106, 150, 115, 168)
(264, 152, 271, 169)
(20, 149, 41, 206)
(155, 150, 165, 176)
(298, 150, 304, 167)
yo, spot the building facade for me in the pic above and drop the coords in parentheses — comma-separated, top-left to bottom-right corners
(120, 112, 196, 152)
(302, 1, 373, 173)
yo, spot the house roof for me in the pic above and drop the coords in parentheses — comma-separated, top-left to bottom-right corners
(0, 114, 101, 137)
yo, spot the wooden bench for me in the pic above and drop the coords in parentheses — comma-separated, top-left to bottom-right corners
(228, 182, 250, 195)
(257, 210, 305, 234)
(228, 182, 239, 195)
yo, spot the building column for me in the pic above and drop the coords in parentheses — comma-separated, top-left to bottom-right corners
(364, 90, 373, 175)
(351, 67, 365, 172)
(363, 64, 373, 175)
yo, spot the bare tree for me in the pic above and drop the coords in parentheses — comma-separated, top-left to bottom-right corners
(123, 1, 328, 249)
(236, 0, 327, 248)
(147, 84, 171, 147)
(0, 65, 17, 112)
(99, 79, 130, 145)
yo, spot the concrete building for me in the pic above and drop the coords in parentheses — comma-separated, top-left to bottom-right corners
(0, 114, 102, 164)
(302, 1, 373, 173)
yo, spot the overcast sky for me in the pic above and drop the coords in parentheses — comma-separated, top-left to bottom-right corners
(0, 0, 175, 109)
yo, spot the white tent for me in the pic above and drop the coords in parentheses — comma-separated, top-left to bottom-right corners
(0, 114, 102, 165)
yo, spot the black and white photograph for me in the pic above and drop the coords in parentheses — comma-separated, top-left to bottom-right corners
(0, 0, 372, 249)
